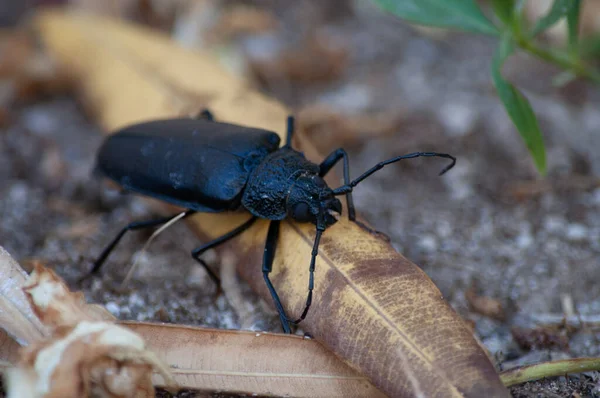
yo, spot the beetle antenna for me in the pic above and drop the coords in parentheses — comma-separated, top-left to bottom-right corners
(292, 225, 324, 324)
(332, 152, 456, 195)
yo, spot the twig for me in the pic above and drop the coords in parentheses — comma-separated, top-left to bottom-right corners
(121, 211, 188, 288)
(501, 357, 600, 387)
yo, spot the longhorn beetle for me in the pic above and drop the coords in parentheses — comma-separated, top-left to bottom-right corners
(88, 110, 456, 333)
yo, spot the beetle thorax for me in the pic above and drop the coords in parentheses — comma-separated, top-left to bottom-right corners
(241, 147, 341, 225)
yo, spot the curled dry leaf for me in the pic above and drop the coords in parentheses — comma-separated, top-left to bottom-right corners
(4, 260, 176, 398)
(10, 321, 175, 398)
(35, 9, 509, 397)
(22, 262, 115, 328)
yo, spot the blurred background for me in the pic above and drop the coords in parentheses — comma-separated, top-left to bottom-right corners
(2, 1, 600, 396)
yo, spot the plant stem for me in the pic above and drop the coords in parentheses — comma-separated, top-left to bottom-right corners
(500, 357, 600, 387)
(517, 37, 600, 84)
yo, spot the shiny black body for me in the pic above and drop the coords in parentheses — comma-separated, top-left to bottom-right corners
(90, 111, 456, 333)
(96, 118, 282, 213)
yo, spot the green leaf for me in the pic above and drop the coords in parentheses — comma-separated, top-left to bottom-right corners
(491, 34, 546, 174)
(373, 0, 499, 36)
(530, 0, 578, 37)
(578, 35, 600, 59)
(566, 0, 581, 51)
(491, 0, 515, 26)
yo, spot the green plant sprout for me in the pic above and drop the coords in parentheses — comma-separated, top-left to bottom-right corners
(374, 0, 598, 175)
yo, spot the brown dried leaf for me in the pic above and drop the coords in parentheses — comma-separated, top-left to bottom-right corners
(0, 329, 22, 365)
(22, 261, 115, 329)
(35, 9, 509, 397)
(210, 4, 279, 42)
(0, 29, 70, 110)
(0, 30, 35, 78)
(127, 322, 386, 397)
(298, 105, 401, 153)
(0, 247, 46, 345)
(248, 34, 348, 85)
(511, 326, 570, 352)
(465, 283, 506, 321)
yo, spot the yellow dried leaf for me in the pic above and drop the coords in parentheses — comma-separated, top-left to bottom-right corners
(35, 9, 509, 397)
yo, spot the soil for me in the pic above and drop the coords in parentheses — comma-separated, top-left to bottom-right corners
(2, 1, 600, 397)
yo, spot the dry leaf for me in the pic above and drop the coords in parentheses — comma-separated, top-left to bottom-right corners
(465, 283, 506, 321)
(22, 261, 115, 329)
(35, 9, 509, 397)
(0, 30, 69, 104)
(0, 254, 176, 398)
(11, 321, 175, 398)
(297, 105, 401, 154)
(69, 0, 139, 18)
(210, 4, 279, 42)
(0, 329, 22, 365)
(127, 322, 386, 397)
(0, 247, 46, 345)
(0, 249, 383, 397)
(511, 326, 570, 352)
(0, 30, 35, 78)
(248, 33, 348, 85)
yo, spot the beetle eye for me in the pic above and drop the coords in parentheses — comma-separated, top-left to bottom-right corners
(292, 202, 312, 222)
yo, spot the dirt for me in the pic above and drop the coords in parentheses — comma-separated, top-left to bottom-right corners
(2, 1, 600, 397)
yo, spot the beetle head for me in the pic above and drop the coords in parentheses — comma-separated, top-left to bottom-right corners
(287, 174, 342, 228)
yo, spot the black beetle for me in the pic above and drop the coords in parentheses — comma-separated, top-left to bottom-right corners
(89, 110, 455, 333)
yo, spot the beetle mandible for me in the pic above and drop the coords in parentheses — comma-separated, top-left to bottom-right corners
(88, 110, 456, 333)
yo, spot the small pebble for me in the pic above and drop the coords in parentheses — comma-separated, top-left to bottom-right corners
(516, 231, 533, 249)
(104, 301, 120, 316)
(128, 292, 145, 308)
(438, 99, 478, 137)
(565, 223, 588, 241)
(544, 215, 565, 233)
(418, 234, 438, 252)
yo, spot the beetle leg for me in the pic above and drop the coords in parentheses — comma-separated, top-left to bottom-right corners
(191, 216, 258, 290)
(318, 148, 356, 221)
(292, 227, 324, 325)
(331, 151, 456, 237)
(83, 210, 197, 281)
(195, 108, 214, 121)
(284, 116, 294, 148)
(320, 149, 390, 238)
(262, 220, 292, 333)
